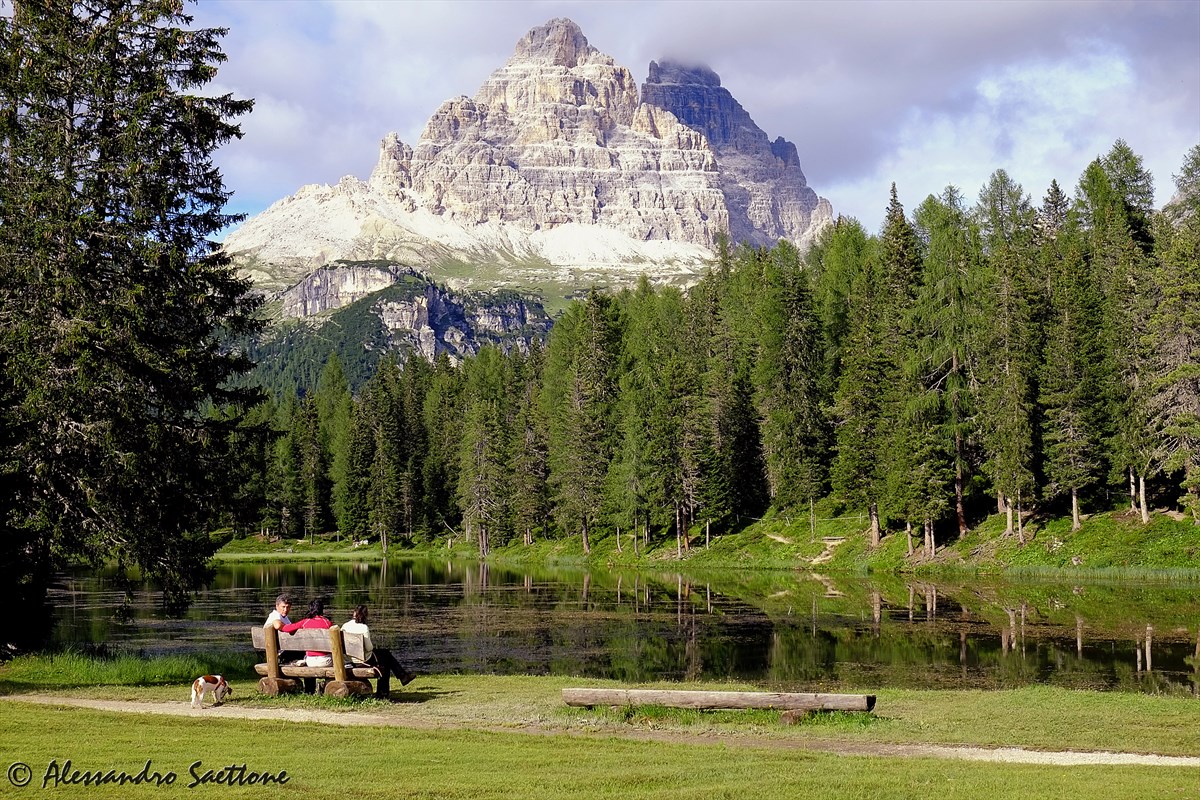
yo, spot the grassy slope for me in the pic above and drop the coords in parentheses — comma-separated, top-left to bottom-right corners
(217, 507, 1200, 578)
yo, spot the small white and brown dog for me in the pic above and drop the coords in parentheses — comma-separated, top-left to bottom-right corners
(190, 674, 231, 709)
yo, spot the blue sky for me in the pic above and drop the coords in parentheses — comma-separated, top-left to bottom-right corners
(195, 0, 1200, 236)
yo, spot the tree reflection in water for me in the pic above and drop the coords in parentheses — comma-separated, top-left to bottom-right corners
(44, 561, 1200, 693)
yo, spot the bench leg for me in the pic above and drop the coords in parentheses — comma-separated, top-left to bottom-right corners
(257, 677, 301, 696)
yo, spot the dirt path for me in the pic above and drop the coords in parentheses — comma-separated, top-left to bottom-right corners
(6, 694, 1198, 768)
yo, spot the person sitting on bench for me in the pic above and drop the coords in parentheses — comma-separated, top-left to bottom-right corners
(341, 604, 416, 692)
(264, 593, 303, 666)
(281, 598, 333, 667)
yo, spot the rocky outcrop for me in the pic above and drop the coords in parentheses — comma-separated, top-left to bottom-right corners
(224, 18, 831, 296)
(274, 261, 551, 365)
(640, 60, 833, 248)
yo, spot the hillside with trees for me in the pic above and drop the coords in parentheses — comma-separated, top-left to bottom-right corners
(229, 141, 1200, 560)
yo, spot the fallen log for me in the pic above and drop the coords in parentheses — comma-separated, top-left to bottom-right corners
(562, 688, 875, 712)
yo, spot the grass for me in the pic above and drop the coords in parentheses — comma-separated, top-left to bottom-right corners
(217, 502, 1200, 577)
(3, 652, 1199, 797)
(4, 655, 1200, 758)
(5, 701, 1198, 800)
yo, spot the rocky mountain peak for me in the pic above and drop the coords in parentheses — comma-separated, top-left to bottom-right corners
(224, 18, 832, 300)
(646, 60, 722, 89)
(510, 17, 598, 68)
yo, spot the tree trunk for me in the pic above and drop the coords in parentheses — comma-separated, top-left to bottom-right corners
(1071, 488, 1081, 531)
(868, 502, 880, 548)
(675, 504, 682, 559)
(997, 492, 1005, 516)
(581, 518, 590, 555)
(1016, 492, 1025, 545)
(924, 518, 934, 555)
(705, 519, 710, 550)
(1138, 473, 1150, 524)
(1129, 467, 1137, 514)
(905, 521, 913, 555)
(1004, 496, 1014, 536)
(615, 525, 622, 554)
(955, 431, 967, 538)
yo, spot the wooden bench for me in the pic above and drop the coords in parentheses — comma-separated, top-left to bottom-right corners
(562, 688, 875, 723)
(251, 625, 387, 698)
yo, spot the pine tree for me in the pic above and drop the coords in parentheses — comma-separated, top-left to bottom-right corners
(754, 240, 827, 510)
(548, 291, 620, 554)
(456, 347, 510, 556)
(831, 224, 890, 546)
(874, 186, 926, 542)
(912, 187, 982, 538)
(314, 354, 353, 535)
(1149, 145, 1200, 522)
(806, 216, 874, 399)
(975, 170, 1038, 539)
(1077, 148, 1159, 522)
(0, 1, 258, 627)
(1039, 226, 1104, 530)
(509, 340, 550, 545)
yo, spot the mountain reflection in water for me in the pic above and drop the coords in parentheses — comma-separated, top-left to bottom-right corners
(47, 560, 1200, 693)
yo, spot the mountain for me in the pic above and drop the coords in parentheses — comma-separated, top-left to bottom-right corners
(246, 263, 552, 394)
(224, 18, 832, 304)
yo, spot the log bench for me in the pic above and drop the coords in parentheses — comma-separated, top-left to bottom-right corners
(562, 688, 875, 723)
(251, 625, 387, 698)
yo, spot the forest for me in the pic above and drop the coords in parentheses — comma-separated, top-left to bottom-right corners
(232, 140, 1200, 558)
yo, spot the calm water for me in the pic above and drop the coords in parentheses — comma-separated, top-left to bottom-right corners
(47, 560, 1200, 693)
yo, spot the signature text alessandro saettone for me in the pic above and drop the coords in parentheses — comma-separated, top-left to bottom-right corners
(5, 759, 291, 789)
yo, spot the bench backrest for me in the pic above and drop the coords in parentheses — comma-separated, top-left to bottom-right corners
(251, 626, 368, 663)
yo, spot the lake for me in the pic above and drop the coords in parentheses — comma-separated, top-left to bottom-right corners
(47, 560, 1200, 693)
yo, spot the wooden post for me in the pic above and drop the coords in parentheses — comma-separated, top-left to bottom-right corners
(265, 625, 281, 679)
(330, 625, 348, 683)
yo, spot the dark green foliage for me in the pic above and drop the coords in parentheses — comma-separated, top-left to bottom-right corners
(974, 170, 1038, 534)
(754, 241, 827, 510)
(1038, 208, 1103, 526)
(0, 1, 258, 628)
(1149, 145, 1200, 522)
(242, 140, 1198, 558)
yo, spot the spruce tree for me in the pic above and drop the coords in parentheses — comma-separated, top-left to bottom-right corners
(1077, 149, 1159, 522)
(0, 1, 258, 627)
(315, 354, 353, 535)
(456, 347, 510, 556)
(509, 340, 550, 545)
(754, 240, 827, 510)
(1039, 226, 1104, 530)
(831, 230, 890, 546)
(1149, 145, 1200, 522)
(912, 188, 983, 538)
(547, 291, 620, 554)
(975, 170, 1038, 539)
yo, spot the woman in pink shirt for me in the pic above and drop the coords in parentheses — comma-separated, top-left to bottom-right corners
(280, 598, 333, 667)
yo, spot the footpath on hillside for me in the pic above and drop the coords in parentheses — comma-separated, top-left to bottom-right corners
(4, 694, 1198, 768)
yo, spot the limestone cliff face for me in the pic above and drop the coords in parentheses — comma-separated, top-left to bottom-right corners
(640, 61, 832, 248)
(279, 262, 550, 363)
(225, 18, 831, 295)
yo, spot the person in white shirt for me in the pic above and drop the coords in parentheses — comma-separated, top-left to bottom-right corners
(265, 594, 292, 628)
(264, 593, 303, 666)
(342, 604, 415, 696)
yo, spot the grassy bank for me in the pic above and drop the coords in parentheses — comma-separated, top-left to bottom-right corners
(6, 700, 1198, 800)
(3, 656, 1200, 757)
(217, 507, 1200, 577)
(4, 661, 1200, 800)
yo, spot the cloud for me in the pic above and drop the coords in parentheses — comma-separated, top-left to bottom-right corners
(196, 0, 1200, 235)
